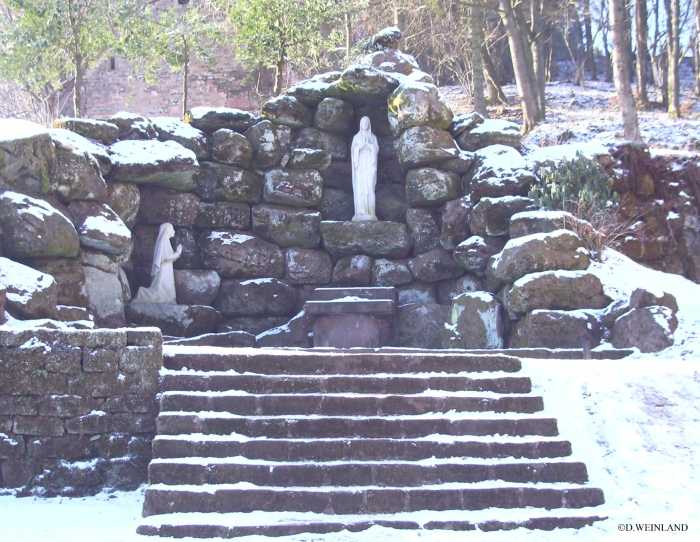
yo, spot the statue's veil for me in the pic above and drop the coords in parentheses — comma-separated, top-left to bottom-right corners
(151, 223, 174, 277)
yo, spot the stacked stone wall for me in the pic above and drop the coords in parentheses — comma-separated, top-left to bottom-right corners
(0, 327, 162, 495)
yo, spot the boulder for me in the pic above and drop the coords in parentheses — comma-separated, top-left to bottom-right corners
(314, 98, 355, 134)
(262, 95, 313, 128)
(469, 196, 537, 237)
(30, 258, 87, 307)
(453, 235, 505, 275)
(106, 182, 140, 227)
(450, 292, 504, 349)
(0, 120, 55, 196)
(106, 112, 157, 139)
(188, 107, 258, 133)
(470, 173, 534, 201)
(396, 303, 450, 348)
(215, 278, 297, 316)
(441, 150, 476, 175)
(196, 202, 251, 230)
(320, 221, 411, 258)
(321, 188, 354, 221)
(201, 231, 284, 279)
(326, 65, 400, 104)
(244, 120, 291, 169)
(54, 117, 119, 145)
(406, 208, 440, 254)
(450, 112, 485, 138)
(286, 148, 332, 170)
(210, 129, 253, 167)
(387, 81, 452, 134)
(0, 258, 57, 319)
(151, 116, 208, 159)
(126, 303, 221, 337)
(436, 274, 483, 304)
(397, 126, 458, 169)
(68, 202, 132, 256)
(509, 210, 591, 238)
(629, 287, 679, 314)
(509, 310, 601, 349)
(220, 316, 288, 335)
(285, 248, 333, 285)
(397, 283, 437, 305)
(263, 169, 323, 208)
(440, 196, 472, 249)
(468, 144, 532, 198)
(174, 270, 221, 306)
(295, 128, 348, 161)
(252, 204, 321, 248)
(376, 184, 407, 222)
(611, 305, 677, 353)
(48, 129, 110, 198)
(256, 310, 313, 348)
(83, 266, 126, 327)
(321, 161, 353, 190)
(109, 140, 199, 191)
(136, 188, 201, 226)
(408, 248, 462, 283)
(457, 118, 521, 151)
(332, 255, 372, 285)
(488, 229, 591, 284)
(372, 259, 413, 286)
(0, 191, 79, 259)
(286, 72, 339, 105)
(405, 168, 461, 207)
(196, 162, 263, 203)
(505, 271, 610, 319)
(361, 48, 418, 76)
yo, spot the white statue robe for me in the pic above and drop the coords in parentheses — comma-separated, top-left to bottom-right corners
(351, 119, 379, 222)
(132, 224, 181, 304)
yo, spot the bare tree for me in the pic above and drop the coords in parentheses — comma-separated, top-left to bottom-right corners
(636, 0, 650, 107)
(610, 0, 642, 140)
(695, 0, 700, 95)
(497, 0, 542, 132)
(469, 0, 487, 115)
(666, 0, 681, 117)
(583, 0, 597, 80)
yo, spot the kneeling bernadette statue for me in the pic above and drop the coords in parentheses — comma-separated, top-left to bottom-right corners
(132, 222, 182, 304)
(351, 116, 379, 222)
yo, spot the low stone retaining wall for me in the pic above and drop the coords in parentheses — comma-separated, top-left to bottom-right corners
(0, 327, 162, 496)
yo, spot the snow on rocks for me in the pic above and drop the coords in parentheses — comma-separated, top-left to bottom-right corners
(457, 118, 521, 151)
(106, 112, 157, 140)
(387, 80, 453, 134)
(509, 209, 591, 238)
(469, 196, 537, 237)
(0, 191, 80, 259)
(188, 106, 259, 133)
(611, 305, 678, 353)
(53, 117, 119, 145)
(109, 139, 199, 191)
(67, 201, 132, 256)
(449, 291, 504, 349)
(510, 309, 601, 349)
(201, 231, 284, 279)
(0, 257, 57, 319)
(151, 116, 208, 159)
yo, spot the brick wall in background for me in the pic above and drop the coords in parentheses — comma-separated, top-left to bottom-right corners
(0, 327, 162, 496)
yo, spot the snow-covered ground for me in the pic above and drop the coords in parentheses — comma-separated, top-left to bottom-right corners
(2, 254, 698, 541)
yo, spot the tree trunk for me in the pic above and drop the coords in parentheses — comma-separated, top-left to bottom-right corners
(695, 0, 700, 95)
(273, 54, 285, 96)
(602, 0, 613, 82)
(344, 11, 352, 64)
(482, 44, 508, 105)
(469, 2, 487, 115)
(610, 0, 642, 141)
(583, 0, 596, 80)
(67, 0, 83, 117)
(666, 0, 681, 118)
(635, 0, 649, 107)
(530, 0, 547, 114)
(182, 56, 189, 118)
(497, 0, 541, 132)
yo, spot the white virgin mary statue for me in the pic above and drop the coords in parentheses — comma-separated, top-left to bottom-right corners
(132, 222, 182, 304)
(351, 116, 379, 222)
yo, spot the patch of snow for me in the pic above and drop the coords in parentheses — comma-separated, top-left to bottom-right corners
(0, 119, 47, 141)
(0, 191, 73, 224)
(109, 139, 196, 166)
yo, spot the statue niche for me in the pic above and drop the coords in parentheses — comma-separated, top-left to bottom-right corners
(351, 116, 379, 222)
(132, 222, 182, 304)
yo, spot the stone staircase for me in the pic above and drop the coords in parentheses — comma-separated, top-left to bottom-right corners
(137, 347, 606, 538)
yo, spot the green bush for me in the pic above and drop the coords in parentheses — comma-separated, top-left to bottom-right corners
(529, 152, 617, 218)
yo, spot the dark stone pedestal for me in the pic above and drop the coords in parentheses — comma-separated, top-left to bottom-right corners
(313, 313, 393, 348)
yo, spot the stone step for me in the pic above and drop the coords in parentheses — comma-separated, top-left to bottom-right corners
(309, 286, 397, 301)
(305, 298, 395, 315)
(159, 392, 545, 415)
(152, 436, 574, 461)
(142, 484, 605, 516)
(138, 512, 606, 537)
(156, 413, 559, 438)
(160, 372, 533, 394)
(164, 347, 522, 374)
(148, 459, 590, 486)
